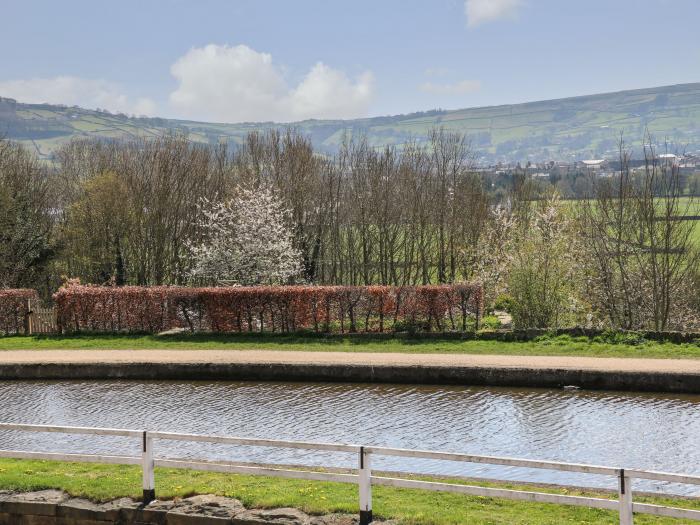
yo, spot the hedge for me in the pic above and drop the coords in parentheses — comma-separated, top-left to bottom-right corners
(53, 284, 483, 334)
(0, 289, 39, 335)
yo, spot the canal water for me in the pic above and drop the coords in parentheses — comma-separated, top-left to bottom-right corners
(0, 380, 698, 495)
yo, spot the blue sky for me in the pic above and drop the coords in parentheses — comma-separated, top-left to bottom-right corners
(1, 0, 698, 122)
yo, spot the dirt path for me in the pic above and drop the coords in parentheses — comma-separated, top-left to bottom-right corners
(1, 349, 699, 374)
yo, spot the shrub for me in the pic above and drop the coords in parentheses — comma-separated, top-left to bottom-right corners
(479, 315, 502, 330)
(592, 329, 649, 346)
(53, 283, 483, 334)
(493, 294, 515, 313)
(0, 289, 39, 335)
(508, 194, 580, 329)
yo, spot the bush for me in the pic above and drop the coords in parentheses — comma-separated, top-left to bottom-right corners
(53, 283, 483, 334)
(391, 318, 431, 334)
(508, 194, 579, 329)
(592, 329, 649, 346)
(493, 294, 515, 313)
(479, 315, 502, 330)
(0, 289, 39, 335)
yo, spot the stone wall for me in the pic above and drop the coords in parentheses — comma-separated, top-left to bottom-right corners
(0, 490, 392, 525)
(1, 360, 699, 393)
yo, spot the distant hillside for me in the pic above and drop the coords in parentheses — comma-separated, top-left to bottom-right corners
(1, 82, 699, 163)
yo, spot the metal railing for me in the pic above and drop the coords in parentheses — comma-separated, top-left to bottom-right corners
(0, 423, 698, 525)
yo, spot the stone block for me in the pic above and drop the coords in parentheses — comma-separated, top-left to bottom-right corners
(57, 498, 107, 521)
(309, 515, 359, 525)
(0, 515, 57, 525)
(123, 499, 172, 525)
(98, 497, 141, 522)
(232, 508, 310, 525)
(165, 495, 245, 525)
(0, 490, 68, 517)
(167, 513, 232, 525)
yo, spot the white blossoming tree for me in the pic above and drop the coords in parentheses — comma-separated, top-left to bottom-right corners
(189, 186, 303, 285)
(459, 205, 517, 306)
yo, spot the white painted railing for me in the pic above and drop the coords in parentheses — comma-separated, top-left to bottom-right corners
(0, 423, 699, 524)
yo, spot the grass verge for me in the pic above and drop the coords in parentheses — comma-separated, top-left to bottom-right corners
(1, 332, 700, 359)
(0, 459, 698, 524)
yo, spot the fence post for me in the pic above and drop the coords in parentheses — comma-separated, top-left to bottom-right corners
(618, 469, 633, 525)
(24, 298, 33, 335)
(359, 446, 372, 525)
(142, 431, 155, 504)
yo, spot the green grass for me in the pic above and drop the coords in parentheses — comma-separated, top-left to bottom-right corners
(0, 459, 698, 524)
(563, 197, 700, 247)
(1, 332, 700, 359)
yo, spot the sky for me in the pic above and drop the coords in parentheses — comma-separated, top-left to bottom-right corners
(1, 0, 699, 123)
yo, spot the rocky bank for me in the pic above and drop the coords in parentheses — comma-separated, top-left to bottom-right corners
(0, 490, 396, 525)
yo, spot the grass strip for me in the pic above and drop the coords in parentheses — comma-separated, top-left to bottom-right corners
(1, 332, 700, 359)
(0, 459, 699, 524)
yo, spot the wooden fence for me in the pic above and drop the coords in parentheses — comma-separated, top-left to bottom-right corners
(0, 423, 698, 524)
(26, 306, 58, 334)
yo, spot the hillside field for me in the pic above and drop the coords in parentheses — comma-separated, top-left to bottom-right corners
(1, 82, 699, 163)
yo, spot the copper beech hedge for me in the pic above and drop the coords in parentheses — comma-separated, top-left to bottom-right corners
(0, 289, 39, 335)
(53, 284, 483, 334)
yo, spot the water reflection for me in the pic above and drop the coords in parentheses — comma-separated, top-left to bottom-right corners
(0, 381, 698, 495)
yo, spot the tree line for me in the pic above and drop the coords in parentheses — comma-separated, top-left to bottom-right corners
(0, 129, 698, 331)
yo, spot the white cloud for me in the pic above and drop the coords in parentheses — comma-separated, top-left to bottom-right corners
(464, 0, 523, 27)
(0, 76, 156, 116)
(420, 80, 481, 95)
(169, 44, 374, 122)
(289, 63, 374, 121)
(130, 98, 157, 116)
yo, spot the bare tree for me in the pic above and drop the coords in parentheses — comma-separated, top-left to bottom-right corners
(579, 137, 699, 330)
(56, 135, 231, 285)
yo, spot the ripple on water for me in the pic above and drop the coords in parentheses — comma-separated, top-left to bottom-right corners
(0, 380, 698, 495)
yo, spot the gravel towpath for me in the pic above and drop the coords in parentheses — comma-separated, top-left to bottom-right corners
(0, 349, 698, 374)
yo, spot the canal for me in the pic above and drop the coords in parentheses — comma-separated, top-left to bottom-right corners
(0, 380, 698, 495)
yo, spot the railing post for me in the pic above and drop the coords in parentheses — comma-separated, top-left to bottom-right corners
(359, 446, 372, 525)
(618, 469, 633, 525)
(142, 431, 155, 504)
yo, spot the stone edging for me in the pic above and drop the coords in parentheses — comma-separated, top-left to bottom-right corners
(1, 360, 699, 393)
(0, 490, 396, 525)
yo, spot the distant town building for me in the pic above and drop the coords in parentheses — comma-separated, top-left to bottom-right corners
(579, 159, 608, 170)
(659, 153, 679, 165)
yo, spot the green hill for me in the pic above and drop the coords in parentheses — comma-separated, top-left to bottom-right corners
(1, 82, 699, 163)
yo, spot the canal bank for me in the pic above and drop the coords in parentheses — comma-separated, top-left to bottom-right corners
(0, 350, 699, 393)
(0, 490, 372, 525)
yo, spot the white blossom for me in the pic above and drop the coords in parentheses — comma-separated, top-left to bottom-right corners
(189, 186, 303, 285)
